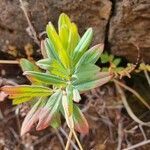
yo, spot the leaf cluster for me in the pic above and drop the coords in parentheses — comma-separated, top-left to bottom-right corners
(1, 13, 112, 136)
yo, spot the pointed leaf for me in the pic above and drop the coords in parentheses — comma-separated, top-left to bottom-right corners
(36, 90, 62, 130)
(46, 22, 70, 68)
(73, 28, 93, 65)
(36, 58, 52, 70)
(66, 85, 73, 116)
(24, 71, 67, 86)
(19, 58, 41, 84)
(73, 104, 89, 134)
(74, 72, 112, 92)
(62, 91, 74, 129)
(13, 97, 33, 105)
(36, 59, 69, 79)
(58, 13, 71, 32)
(44, 39, 60, 61)
(67, 23, 80, 54)
(75, 44, 104, 70)
(20, 58, 39, 72)
(59, 25, 69, 50)
(2, 85, 52, 99)
(21, 98, 47, 136)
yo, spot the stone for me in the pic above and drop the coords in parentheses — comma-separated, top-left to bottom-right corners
(109, 0, 150, 63)
(0, 0, 111, 58)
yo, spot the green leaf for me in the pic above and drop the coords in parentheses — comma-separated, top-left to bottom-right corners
(36, 58, 52, 70)
(19, 59, 42, 84)
(24, 71, 67, 86)
(72, 64, 100, 84)
(20, 59, 39, 72)
(62, 92, 74, 129)
(59, 25, 69, 50)
(45, 39, 60, 61)
(13, 97, 33, 105)
(58, 13, 71, 32)
(50, 112, 61, 129)
(75, 63, 100, 74)
(67, 23, 80, 54)
(75, 44, 104, 70)
(113, 58, 121, 66)
(100, 52, 110, 63)
(73, 104, 89, 134)
(73, 28, 93, 65)
(74, 72, 112, 92)
(2, 85, 52, 99)
(58, 13, 80, 55)
(66, 84, 73, 116)
(37, 58, 69, 80)
(46, 22, 70, 68)
(58, 13, 72, 50)
(50, 60, 70, 79)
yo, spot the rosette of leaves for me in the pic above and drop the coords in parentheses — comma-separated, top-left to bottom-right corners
(1, 13, 112, 136)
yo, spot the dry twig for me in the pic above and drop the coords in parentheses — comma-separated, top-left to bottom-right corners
(19, 0, 40, 46)
(123, 139, 150, 150)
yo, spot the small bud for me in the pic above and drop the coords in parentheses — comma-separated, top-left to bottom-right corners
(73, 89, 81, 103)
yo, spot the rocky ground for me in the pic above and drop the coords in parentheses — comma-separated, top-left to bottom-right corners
(0, 0, 150, 149)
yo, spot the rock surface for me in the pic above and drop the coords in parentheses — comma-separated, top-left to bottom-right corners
(109, 0, 150, 63)
(0, 0, 149, 63)
(0, 0, 111, 57)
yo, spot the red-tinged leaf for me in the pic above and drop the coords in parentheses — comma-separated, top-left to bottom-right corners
(19, 59, 42, 85)
(21, 108, 41, 136)
(36, 107, 52, 131)
(1, 85, 52, 99)
(0, 91, 8, 101)
(21, 100, 42, 136)
(74, 72, 113, 92)
(73, 104, 89, 134)
(36, 90, 62, 130)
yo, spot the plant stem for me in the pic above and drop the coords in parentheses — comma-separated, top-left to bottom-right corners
(19, 0, 40, 46)
(72, 130, 83, 150)
(0, 60, 19, 64)
(65, 130, 73, 150)
(113, 79, 150, 109)
(123, 139, 150, 150)
(115, 82, 150, 126)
